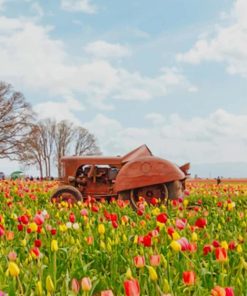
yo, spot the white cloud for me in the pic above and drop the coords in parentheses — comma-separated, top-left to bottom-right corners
(84, 110, 247, 165)
(31, 2, 44, 18)
(61, 0, 97, 14)
(177, 0, 247, 78)
(34, 95, 85, 124)
(0, 0, 6, 11)
(0, 16, 196, 110)
(84, 40, 131, 59)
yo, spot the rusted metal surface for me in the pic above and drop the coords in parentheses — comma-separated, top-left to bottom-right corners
(52, 145, 189, 205)
(114, 156, 185, 192)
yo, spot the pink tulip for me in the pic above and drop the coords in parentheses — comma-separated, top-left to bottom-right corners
(176, 218, 187, 230)
(150, 255, 161, 266)
(134, 255, 145, 268)
(71, 278, 80, 294)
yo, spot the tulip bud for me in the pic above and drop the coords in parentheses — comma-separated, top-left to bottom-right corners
(170, 240, 181, 252)
(147, 266, 158, 281)
(134, 255, 145, 268)
(8, 251, 17, 261)
(98, 224, 105, 235)
(46, 275, 55, 293)
(51, 240, 58, 252)
(36, 281, 43, 296)
(81, 277, 92, 291)
(191, 232, 198, 241)
(126, 268, 132, 279)
(163, 278, 170, 293)
(29, 222, 38, 232)
(237, 244, 243, 253)
(8, 262, 20, 277)
(150, 255, 161, 267)
(71, 278, 80, 294)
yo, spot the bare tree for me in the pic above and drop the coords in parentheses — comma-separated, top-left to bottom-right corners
(54, 120, 75, 178)
(17, 125, 44, 178)
(0, 82, 33, 159)
(39, 119, 56, 177)
(17, 119, 101, 178)
(74, 126, 100, 156)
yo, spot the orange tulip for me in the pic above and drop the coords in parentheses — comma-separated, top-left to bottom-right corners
(211, 286, 226, 296)
(81, 277, 92, 291)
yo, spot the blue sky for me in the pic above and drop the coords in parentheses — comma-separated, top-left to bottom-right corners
(0, 0, 247, 176)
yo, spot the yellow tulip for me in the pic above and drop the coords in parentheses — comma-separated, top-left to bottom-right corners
(163, 278, 170, 293)
(221, 241, 228, 250)
(147, 266, 158, 281)
(21, 239, 27, 247)
(172, 231, 180, 240)
(46, 275, 55, 293)
(98, 223, 105, 235)
(170, 240, 181, 252)
(237, 244, 243, 253)
(183, 199, 189, 207)
(191, 232, 198, 241)
(36, 281, 43, 296)
(8, 262, 20, 277)
(51, 240, 58, 252)
(29, 222, 38, 232)
(126, 268, 132, 279)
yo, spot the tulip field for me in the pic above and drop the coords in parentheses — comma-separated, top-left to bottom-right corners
(0, 180, 247, 295)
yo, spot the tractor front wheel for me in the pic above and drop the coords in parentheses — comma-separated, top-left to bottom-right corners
(51, 185, 83, 204)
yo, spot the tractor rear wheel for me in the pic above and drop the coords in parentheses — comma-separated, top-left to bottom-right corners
(129, 183, 168, 210)
(51, 185, 83, 204)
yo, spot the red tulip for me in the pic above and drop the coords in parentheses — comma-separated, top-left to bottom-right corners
(51, 229, 56, 235)
(69, 213, 76, 223)
(30, 247, 40, 258)
(167, 227, 175, 237)
(34, 239, 42, 248)
(33, 214, 44, 225)
(225, 287, 234, 296)
(215, 247, 228, 262)
(142, 235, 152, 247)
(156, 213, 167, 224)
(183, 271, 196, 285)
(212, 240, 220, 248)
(124, 279, 140, 296)
(111, 220, 118, 229)
(203, 244, 213, 256)
(20, 215, 29, 225)
(228, 241, 236, 250)
(17, 224, 23, 231)
(195, 218, 207, 228)
(0, 225, 5, 236)
(150, 197, 158, 206)
(133, 255, 145, 268)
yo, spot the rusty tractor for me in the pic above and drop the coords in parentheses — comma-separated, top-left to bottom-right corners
(51, 145, 190, 209)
